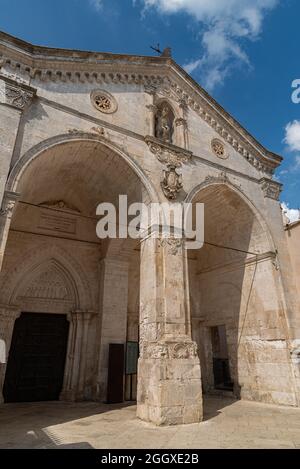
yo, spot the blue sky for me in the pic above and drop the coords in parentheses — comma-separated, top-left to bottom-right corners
(1, 0, 299, 215)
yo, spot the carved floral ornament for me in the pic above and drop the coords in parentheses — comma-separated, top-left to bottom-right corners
(90, 89, 117, 114)
(0, 76, 36, 110)
(140, 340, 198, 360)
(211, 138, 228, 159)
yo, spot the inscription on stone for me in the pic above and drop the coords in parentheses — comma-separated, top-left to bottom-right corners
(38, 212, 77, 234)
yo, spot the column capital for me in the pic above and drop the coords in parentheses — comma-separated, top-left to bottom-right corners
(0, 191, 20, 218)
(0, 304, 21, 321)
(0, 74, 36, 110)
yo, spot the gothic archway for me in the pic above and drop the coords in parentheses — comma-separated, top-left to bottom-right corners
(187, 180, 297, 406)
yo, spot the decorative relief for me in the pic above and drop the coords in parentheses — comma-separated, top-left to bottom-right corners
(22, 268, 71, 301)
(1, 55, 279, 174)
(40, 200, 81, 214)
(90, 89, 117, 114)
(211, 138, 228, 159)
(4, 81, 35, 110)
(260, 178, 282, 201)
(145, 136, 192, 200)
(145, 136, 192, 167)
(141, 340, 198, 359)
(159, 237, 183, 255)
(68, 126, 106, 138)
(204, 172, 229, 186)
(161, 167, 183, 201)
(143, 79, 277, 175)
(0, 191, 19, 217)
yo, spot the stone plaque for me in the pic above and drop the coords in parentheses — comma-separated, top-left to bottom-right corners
(38, 212, 77, 234)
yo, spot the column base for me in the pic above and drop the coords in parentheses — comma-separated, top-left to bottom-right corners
(137, 341, 203, 426)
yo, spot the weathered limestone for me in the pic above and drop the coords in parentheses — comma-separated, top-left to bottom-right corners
(0, 191, 19, 269)
(60, 310, 96, 401)
(0, 31, 299, 425)
(97, 258, 129, 402)
(137, 233, 202, 425)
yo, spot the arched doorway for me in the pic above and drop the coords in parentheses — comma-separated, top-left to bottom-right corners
(0, 135, 154, 404)
(188, 180, 298, 406)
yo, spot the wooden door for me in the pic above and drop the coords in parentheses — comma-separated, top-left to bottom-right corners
(3, 313, 69, 402)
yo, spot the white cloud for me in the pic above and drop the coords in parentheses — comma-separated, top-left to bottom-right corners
(284, 120, 300, 153)
(281, 202, 300, 224)
(89, 0, 103, 11)
(139, 0, 280, 90)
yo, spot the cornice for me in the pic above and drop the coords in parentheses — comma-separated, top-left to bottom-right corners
(0, 31, 282, 177)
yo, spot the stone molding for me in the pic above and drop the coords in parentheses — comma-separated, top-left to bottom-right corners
(260, 177, 282, 201)
(0, 74, 36, 110)
(140, 339, 198, 360)
(145, 135, 192, 168)
(0, 191, 20, 217)
(147, 79, 279, 176)
(0, 42, 280, 175)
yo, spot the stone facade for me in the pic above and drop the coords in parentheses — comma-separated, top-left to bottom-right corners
(0, 32, 299, 424)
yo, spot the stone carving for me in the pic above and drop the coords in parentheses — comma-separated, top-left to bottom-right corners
(145, 136, 192, 200)
(159, 237, 183, 255)
(0, 191, 19, 217)
(21, 267, 71, 301)
(155, 104, 174, 143)
(161, 167, 183, 200)
(1, 52, 280, 174)
(141, 340, 198, 359)
(5, 82, 35, 109)
(90, 89, 117, 114)
(260, 178, 282, 201)
(204, 172, 229, 186)
(143, 78, 277, 175)
(175, 117, 187, 128)
(145, 136, 192, 167)
(211, 138, 227, 159)
(90, 126, 105, 137)
(0, 200, 16, 217)
(40, 200, 81, 214)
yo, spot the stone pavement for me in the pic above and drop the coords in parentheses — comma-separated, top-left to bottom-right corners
(0, 396, 300, 449)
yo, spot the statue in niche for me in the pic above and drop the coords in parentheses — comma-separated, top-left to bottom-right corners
(155, 104, 174, 143)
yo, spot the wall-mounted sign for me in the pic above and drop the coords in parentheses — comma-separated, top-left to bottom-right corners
(125, 341, 138, 375)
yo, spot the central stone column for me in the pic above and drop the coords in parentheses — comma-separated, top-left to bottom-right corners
(137, 233, 203, 425)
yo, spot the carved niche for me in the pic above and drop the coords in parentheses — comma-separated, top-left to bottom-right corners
(155, 102, 175, 144)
